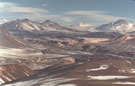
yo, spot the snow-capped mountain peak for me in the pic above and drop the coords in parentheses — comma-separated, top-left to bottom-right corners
(0, 19, 8, 24)
(113, 19, 134, 28)
(1, 19, 43, 32)
(114, 19, 132, 24)
(0, 19, 77, 36)
(96, 19, 135, 33)
(41, 19, 60, 27)
(42, 20, 55, 25)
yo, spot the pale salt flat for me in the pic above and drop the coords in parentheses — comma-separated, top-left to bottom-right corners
(64, 51, 93, 55)
(58, 84, 76, 86)
(0, 78, 5, 85)
(40, 78, 79, 86)
(87, 75, 133, 80)
(130, 69, 135, 73)
(3, 77, 79, 86)
(113, 82, 135, 85)
(44, 54, 69, 58)
(119, 69, 135, 73)
(86, 64, 109, 72)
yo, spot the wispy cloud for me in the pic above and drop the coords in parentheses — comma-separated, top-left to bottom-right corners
(0, 2, 65, 22)
(22, 13, 72, 23)
(64, 11, 128, 23)
(0, 2, 129, 25)
(42, 3, 48, 7)
(0, 2, 48, 13)
(61, 17, 72, 22)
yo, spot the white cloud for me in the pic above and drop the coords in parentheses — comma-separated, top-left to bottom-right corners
(22, 13, 72, 23)
(61, 17, 72, 22)
(0, 2, 129, 25)
(64, 11, 128, 22)
(0, 2, 63, 22)
(65, 11, 104, 16)
(22, 13, 60, 20)
(42, 3, 48, 7)
(0, 2, 48, 13)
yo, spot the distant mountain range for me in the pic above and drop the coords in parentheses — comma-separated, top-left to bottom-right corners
(70, 19, 135, 33)
(1, 19, 135, 38)
(96, 19, 135, 33)
(1, 19, 77, 33)
(0, 19, 81, 38)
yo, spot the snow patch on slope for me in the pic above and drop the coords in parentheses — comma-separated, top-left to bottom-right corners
(87, 75, 133, 80)
(113, 82, 135, 85)
(86, 64, 109, 72)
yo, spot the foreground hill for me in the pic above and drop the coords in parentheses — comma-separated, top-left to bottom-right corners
(0, 28, 29, 48)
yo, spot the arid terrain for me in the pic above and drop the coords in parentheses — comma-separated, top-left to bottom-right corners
(0, 19, 135, 86)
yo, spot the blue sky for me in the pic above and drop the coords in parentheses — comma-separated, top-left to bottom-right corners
(0, 0, 135, 25)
